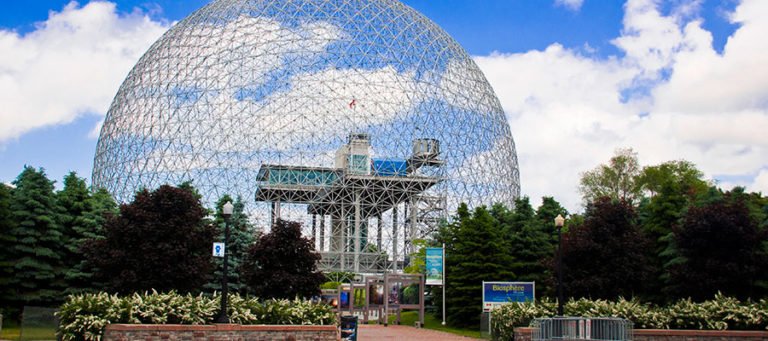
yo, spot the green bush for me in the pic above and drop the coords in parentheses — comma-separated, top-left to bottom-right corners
(666, 293, 767, 330)
(490, 294, 768, 340)
(564, 297, 668, 329)
(320, 281, 342, 290)
(57, 291, 336, 341)
(490, 297, 556, 340)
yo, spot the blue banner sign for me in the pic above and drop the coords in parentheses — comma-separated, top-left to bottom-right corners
(425, 247, 443, 285)
(482, 281, 535, 312)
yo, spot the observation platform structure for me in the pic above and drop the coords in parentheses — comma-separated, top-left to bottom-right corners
(255, 133, 444, 273)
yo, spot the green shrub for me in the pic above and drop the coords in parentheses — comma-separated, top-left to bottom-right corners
(667, 293, 766, 330)
(564, 297, 668, 329)
(490, 297, 555, 340)
(490, 294, 768, 340)
(57, 291, 336, 341)
(320, 281, 342, 290)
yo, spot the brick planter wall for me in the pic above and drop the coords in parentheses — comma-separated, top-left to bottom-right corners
(104, 324, 339, 341)
(633, 329, 768, 340)
(513, 327, 768, 340)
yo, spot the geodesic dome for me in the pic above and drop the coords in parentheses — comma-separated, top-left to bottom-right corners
(92, 0, 519, 272)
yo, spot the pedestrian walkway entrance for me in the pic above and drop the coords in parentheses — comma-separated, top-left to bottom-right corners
(357, 324, 481, 340)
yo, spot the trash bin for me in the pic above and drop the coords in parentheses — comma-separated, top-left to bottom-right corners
(340, 315, 358, 341)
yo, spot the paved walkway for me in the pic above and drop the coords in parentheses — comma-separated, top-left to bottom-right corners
(356, 324, 483, 340)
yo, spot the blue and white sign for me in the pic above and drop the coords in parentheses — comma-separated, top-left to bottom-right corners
(212, 242, 225, 257)
(482, 281, 535, 312)
(425, 247, 444, 285)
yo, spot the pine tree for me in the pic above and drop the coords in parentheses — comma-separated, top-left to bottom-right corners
(0, 183, 16, 310)
(9, 166, 65, 307)
(57, 173, 117, 294)
(635, 161, 709, 300)
(205, 195, 255, 294)
(57, 172, 94, 293)
(535, 196, 569, 238)
(445, 204, 514, 327)
(89, 188, 118, 228)
(500, 198, 555, 296)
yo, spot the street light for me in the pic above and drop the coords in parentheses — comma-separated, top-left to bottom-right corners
(554, 214, 565, 316)
(216, 201, 234, 323)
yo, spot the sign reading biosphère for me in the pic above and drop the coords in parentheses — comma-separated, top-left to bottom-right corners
(425, 247, 443, 285)
(482, 281, 534, 312)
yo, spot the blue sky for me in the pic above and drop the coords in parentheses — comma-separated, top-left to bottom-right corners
(0, 0, 765, 211)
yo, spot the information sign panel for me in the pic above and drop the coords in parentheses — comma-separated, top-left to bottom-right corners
(212, 242, 225, 257)
(482, 281, 534, 312)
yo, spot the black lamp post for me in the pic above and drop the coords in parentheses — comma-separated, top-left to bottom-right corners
(554, 214, 565, 316)
(216, 201, 234, 323)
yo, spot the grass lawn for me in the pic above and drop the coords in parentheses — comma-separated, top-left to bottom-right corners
(388, 311, 484, 339)
(1, 321, 57, 341)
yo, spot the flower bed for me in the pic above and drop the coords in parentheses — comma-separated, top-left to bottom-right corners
(57, 291, 336, 341)
(491, 294, 768, 341)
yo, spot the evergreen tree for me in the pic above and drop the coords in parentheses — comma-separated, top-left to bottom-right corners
(57, 172, 95, 293)
(57, 173, 118, 294)
(634, 161, 709, 300)
(9, 166, 65, 307)
(0, 183, 16, 310)
(242, 219, 325, 299)
(88, 188, 118, 229)
(205, 195, 255, 294)
(444, 204, 514, 327)
(535, 196, 569, 238)
(502, 198, 556, 296)
(84, 184, 214, 294)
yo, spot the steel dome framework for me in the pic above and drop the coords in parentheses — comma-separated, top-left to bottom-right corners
(92, 0, 520, 273)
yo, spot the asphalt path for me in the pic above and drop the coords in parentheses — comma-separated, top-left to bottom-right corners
(356, 324, 483, 340)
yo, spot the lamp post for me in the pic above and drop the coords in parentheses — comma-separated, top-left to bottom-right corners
(216, 201, 234, 323)
(554, 214, 565, 316)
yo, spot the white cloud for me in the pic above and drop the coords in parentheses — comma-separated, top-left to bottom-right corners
(3, 0, 767, 214)
(112, 16, 427, 168)
(476, 0, 768, 212)
(0, 1, 169, 144)
(652, 0, 768, 113)
(751, 169, 768, 194)
(555, 0, 585, 12)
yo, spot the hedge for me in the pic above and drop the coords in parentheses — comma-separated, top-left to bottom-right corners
(56, 291, 336, 341)
(490, 293, 768, 340)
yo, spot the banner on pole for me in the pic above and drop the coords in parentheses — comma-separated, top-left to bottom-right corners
(425, 247, 444, 285)
(482, 281, 535, 312)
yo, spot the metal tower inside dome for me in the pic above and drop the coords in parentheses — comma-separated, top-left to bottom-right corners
(255, 133, 445, 273)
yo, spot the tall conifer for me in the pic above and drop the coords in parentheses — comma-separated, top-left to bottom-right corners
(0, 183, 16, 309)
(444, 204, 514, 327)
(58, 173, 117, 294)
(205, 195, 255, 294)
(10, 167, 64, 306)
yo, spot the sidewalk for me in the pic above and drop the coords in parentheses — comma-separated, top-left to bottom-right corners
(356, 324, 483, 340)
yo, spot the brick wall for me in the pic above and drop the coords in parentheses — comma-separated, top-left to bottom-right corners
(104, 324, 339, 341)
(513, 327, 768, 340)
(633, 329, 768, 340)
